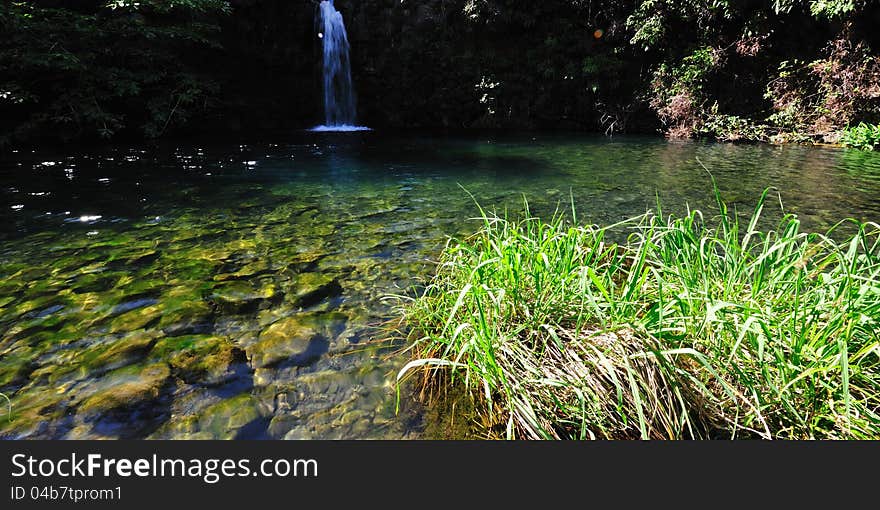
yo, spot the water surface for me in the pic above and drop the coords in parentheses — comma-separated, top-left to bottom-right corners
(2, 132, 879, 439)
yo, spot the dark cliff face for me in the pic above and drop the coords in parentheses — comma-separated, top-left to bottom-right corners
(346, 0, 645, 131)
(220, 0, 487, 130)
(344, 0, 484, 129)
(216, 0, 453, 131)
(218, 0, 639, 132)
(218, 0, 880, 137)
(348, 0, 635, 131)
(218, 0, 322, 131)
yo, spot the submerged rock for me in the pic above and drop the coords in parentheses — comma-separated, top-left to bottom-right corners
(268, 413, 302, 438)
(75, 362, 171, 422)
(198, 394, 266, 439)
(209, 280, 277, 313)
(151, 394, 266, 440)
(247, 317, 327, 369)
(109, 304, 163, 333)
(213, 259, 273, 281)
(8, 294, 65, 322)
(86, 330, 162, 372)
(295, 369, 348, 397)
(0, 295, 15, 309)
(302, 310, 349, 340)
(20, 328, 156, 389)
(290, 272, 342, 308)
(162, 257, 219, 284)
(151, 335, 245, 386)
(0, 385, 73, 439)
(69, 271, 122, 294)
(159, 299, 214, 336)
(0, 346, 36, 392)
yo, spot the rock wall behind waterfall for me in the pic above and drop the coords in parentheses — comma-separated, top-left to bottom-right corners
(217, 0, 653, 132)
(221, 0, 880, 136)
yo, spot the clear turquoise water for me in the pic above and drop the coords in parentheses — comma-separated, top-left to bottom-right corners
(2, 132, 879, 439)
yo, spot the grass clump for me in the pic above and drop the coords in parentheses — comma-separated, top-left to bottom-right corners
(398, 188, 880, 439)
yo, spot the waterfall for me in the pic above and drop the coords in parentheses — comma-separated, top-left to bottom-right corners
(311, 0, 369, 132)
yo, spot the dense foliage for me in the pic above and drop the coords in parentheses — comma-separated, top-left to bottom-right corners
(842, 122, 880, 149)
(0, 1, 231, 144)
(1, 0, 879, 144)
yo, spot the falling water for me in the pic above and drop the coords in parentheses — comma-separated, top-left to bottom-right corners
(311, 0, 369, 132)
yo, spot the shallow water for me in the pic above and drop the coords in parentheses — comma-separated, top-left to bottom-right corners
(1, 132, 879, 439)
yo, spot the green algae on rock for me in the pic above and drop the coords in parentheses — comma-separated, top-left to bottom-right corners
(289, 272, 343, 308)
(247, 317, 326, 369)
(109, 304, 164, 333)
(152, 335, 244, 386)
(209, 280, 279, 313)
(75, 362, 172, 425)
(85, 330, 162, 373)
(150, 393, 267, 440)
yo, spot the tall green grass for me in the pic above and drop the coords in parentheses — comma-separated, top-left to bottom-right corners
(398, 188, 880, 439)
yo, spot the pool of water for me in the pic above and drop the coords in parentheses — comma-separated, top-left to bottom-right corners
(2, 132, 879, 439)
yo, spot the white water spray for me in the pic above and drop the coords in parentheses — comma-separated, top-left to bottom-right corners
(310, 0, 369, 132)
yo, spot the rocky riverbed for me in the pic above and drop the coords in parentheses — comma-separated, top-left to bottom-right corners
(0, 172, 452, 439)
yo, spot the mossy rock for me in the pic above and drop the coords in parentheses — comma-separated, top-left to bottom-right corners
(109, 304, 164, 333)
(247, 317, 327, 369)
(0, 295, 17, 309)
(200, 394, 265, 438)
(0, 348, 36, 392)
(154, 394, 265, 440)
(0, 385, 72, 439)
(69, 271, 120, 294)
(26, 352, 88, 388)
(3, 318, 60, 344)
(113, 273, 166, 297)
(9, 266, 51, 285)
(282, 426, 316, 440)
(213, 259, 273, 281)
(152, 335, 244, 386)
(110, 297, 160, 317)
(190, 247, 234, 262)
(0, 269, 27, 294)
(358, 366, 391, 389)
(272, 246, 326, 267)
(161, 257, 219, 283)
(83, 330, 162, 373)
(289, 273, 342, 308)
(261, 203, 319, 225)
(158, 299, 213, 336)
(8, 294, 63, 321)
(295, 369, 349, 397)
(75, 362, 171, 421)
(209, 280, 277, 313)
(339, 409, 370, 427)
(298, 311, 350, 340)
(119, 249, 159, 267)
(267, 413, 303, 439)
